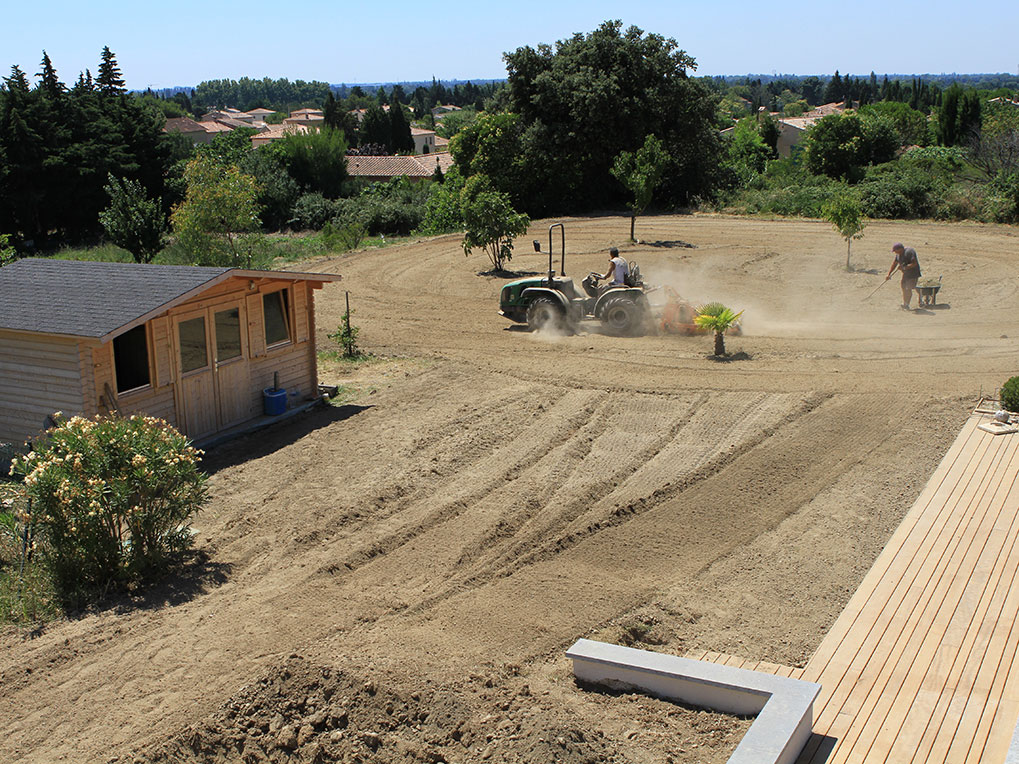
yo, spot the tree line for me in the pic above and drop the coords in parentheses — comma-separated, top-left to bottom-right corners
(2, 31, 1018, 264)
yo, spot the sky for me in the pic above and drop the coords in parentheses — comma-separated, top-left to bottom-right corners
(6, 1, 1019, 90)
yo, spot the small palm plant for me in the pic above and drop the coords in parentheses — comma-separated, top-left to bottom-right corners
(694, 302, 743, 357)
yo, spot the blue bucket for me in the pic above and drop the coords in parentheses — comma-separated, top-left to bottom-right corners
(263, 388, 287, 416)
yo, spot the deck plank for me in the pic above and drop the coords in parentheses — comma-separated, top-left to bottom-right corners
(797, 414, 1019, 764)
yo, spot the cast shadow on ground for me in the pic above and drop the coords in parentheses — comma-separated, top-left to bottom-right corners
(41, 550, 235, 628)
(109, 550, 233, 616)
(201, 403, 371, 475)
(478, 269, 540, 279)
(643, 240, 695, 249)
(912, 303, 951, 314)
(574, 677, 755, 718)
(849, 266, 882, 275)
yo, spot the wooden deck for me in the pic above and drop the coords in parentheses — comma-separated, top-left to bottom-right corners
(796, 412, 1019, 764)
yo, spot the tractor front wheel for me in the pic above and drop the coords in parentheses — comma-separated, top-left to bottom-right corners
(601, 295, 644, 336)
(526, 296, 567, 333)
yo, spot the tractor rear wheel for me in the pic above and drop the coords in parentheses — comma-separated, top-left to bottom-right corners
(601, 295, 644, 335)
(526, 296, 566, 333)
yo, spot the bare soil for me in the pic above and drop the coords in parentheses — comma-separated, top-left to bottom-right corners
(2, 214, 1017, 763)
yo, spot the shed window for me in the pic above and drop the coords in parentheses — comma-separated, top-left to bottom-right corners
(113, 325, 151, 393)
(263, 289, 291, 346)
(179, 316, 208, 373)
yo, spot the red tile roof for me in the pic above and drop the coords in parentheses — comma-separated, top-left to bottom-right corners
(346, 153, 455, 179)
(163, 117, 206, 134)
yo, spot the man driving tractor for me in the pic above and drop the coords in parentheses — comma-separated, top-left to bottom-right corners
(598, 247, 629, 288)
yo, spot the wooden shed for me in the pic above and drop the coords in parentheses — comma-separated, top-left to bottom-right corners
(0, 259, 340, 444)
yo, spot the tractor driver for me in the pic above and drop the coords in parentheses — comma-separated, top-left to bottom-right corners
(599, 247, 629, 287)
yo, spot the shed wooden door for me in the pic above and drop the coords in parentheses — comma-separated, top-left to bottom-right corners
(173, 301, 250, 439)
(211, 304, 250, 428)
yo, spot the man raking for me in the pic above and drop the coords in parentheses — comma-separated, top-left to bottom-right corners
(885, 243, 921, 310)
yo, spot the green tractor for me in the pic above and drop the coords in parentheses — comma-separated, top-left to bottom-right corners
(498, 223, 651, 335)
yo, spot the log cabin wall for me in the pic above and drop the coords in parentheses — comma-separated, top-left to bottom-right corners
(1, 276, 324, 445)
(0, 330, 88, 443)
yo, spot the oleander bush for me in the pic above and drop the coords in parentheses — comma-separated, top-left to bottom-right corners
(1001, 376, 1019, 413)
(10, 414, 208, 597)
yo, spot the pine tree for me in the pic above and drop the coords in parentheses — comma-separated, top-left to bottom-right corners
(37, 51, 64, 98)
(96, 46, 126, 95)
(5, 64, 30, 93)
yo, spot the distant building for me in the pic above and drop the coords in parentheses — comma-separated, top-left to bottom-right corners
(345, 153, 455, 182)
(411, 127, 437, 154)
(163, 117, 215, 145)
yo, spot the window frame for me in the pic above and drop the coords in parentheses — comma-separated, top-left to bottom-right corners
(262, 287, 293, 350)
(112, 323, 153, 396)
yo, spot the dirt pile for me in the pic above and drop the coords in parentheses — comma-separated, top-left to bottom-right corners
(141, 655, 747, 764)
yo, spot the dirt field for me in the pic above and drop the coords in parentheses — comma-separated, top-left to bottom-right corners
(2, 214, 1017, 763)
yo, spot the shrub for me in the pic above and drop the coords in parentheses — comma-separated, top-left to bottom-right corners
(1002, 376, 1019, 412)
(345, 196, 423, 235)
(860, 166, 943, 219)
(11, 414, 208, 597)
(984, 172, 1019, 224)
(289, 193, 341, 231)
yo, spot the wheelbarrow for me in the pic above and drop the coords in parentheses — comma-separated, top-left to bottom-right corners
(915, 275, 942, 307)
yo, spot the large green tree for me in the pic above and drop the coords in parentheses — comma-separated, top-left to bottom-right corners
(499, 20, 720, 214)
(0, 49, 169, 247)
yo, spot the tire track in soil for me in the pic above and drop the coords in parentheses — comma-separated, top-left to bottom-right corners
(310, 392, 904, 679)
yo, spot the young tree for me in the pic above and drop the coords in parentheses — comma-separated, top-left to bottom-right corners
(99, 174, 167, 263)
(610, 133, 669, 242)
(821, 192, 865, 270)
(459, 175, 530, 272)
(171, 155, 261, 265)
(694, 303, 743, 357)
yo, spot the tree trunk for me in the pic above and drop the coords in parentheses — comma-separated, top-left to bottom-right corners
(846, 238, 852, 271)
(714, 330, 726, 357)
(630, 214, 636, 242)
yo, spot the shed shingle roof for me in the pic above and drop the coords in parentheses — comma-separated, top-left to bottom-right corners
(0, 259, 338, 341)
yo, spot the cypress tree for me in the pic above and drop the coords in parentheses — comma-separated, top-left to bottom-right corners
(389, 102, 413, 153)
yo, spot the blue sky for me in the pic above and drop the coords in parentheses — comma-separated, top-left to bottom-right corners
(7, 1, 1019, 90)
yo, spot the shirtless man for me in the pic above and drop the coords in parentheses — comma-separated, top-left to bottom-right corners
(886, 243, 921, 310)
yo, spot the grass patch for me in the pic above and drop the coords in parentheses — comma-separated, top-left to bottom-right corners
(40, 230, 401, 271)
(0, 482, 61, 626)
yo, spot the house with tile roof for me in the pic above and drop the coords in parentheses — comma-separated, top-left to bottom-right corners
(0, 259, 339, 444)
(345, 153, 455, 182)
(163, 117, 216, 145)
(411, 127, 438, 154)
